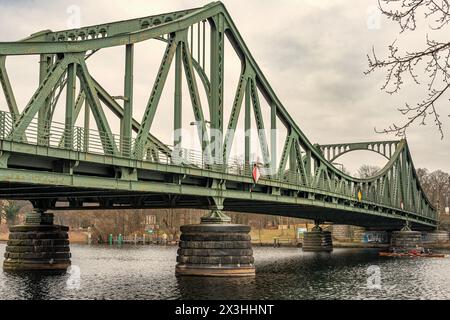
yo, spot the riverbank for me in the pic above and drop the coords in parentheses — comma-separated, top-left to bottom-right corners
(0, 230, 89, 244)
(251, 241, 390, 249)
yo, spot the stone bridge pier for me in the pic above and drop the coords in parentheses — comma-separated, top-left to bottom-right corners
(302, 221, 333, 252)
(176, 198, 255, 277)
(3, 202, 71, 272)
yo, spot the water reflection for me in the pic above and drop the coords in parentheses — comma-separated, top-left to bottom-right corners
(0, 244, 449, 300)
(177, 276, 257, 300)
(2, 272, 70, 300)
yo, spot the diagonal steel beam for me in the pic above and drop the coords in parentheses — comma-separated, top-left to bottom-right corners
(249, 78, 270, 166)
(134, 37, 178, 158)
(278, 133, 294, 178)
(91, 77, 171, 156)
(0, 56, 19, 118)
(191, 56, 210, 104)
(10, 55, 76, 141)
(76, 58, 118, 155)
(181, 39, 211, 162)
(223, 73, 247, 165)
(294, 138, 308, 187)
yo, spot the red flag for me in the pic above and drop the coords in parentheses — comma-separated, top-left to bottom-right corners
(252, 165, 261, 184)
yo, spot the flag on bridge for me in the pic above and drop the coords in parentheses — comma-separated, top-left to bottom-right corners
(252, 164, 261, 184)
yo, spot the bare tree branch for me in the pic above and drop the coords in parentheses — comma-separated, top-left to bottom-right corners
(367, 0, 450, 138)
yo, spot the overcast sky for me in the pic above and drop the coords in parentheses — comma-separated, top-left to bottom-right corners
(0, 0, 449, 175)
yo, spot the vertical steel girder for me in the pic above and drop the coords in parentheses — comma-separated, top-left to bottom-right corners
(121, 44, 134, 157)
(38, 54, 54, 146)
(244, 80, 251, 164)
(174, 44, 183, 148)
(64, 63, 77, 149)
(185, 15, 225, 165)
(210, 14, 225, 142)
(270, 100, 277, 175)
(83, 97, 90, 152)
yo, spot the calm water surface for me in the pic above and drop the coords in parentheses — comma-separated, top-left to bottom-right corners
(0, 244, 449, 300)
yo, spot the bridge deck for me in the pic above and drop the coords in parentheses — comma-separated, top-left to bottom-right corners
(0, 138, 436, 230)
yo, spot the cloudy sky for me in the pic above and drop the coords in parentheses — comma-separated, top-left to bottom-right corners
(0, 0, 449, 175)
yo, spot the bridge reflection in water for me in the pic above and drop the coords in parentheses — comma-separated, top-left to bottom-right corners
(1, 245, 450, 300)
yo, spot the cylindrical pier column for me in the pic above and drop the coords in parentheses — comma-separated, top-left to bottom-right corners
(3, 209, 71, 273)
(302, 223, 333, 252)
(390, 231, 423, 250)
(422, 230, 449, 245)
(389, 222, 424, 251)
(176, 209, 255, 277)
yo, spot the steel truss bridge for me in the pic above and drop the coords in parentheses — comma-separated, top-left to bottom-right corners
(0, 2, 437, 230)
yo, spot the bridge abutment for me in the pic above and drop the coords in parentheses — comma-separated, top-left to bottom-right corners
(3, 209, 71, 273)
(176, 207, 255, 277)
(302, 222, 333, 252)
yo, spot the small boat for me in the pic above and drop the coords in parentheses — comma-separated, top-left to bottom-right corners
(379, 252, 447, 258)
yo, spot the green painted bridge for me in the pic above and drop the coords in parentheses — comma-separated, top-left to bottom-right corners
(0, 2, 437, 230)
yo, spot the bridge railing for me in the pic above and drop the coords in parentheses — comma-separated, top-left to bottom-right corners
(0, 110, 364, 197)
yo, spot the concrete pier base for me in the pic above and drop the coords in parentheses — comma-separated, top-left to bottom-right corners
(176, 223, 255, 277)
(3, 210, 71, 272)
(390, 231, 423, 251)
(422, 231, 449, 244)
(302, 225, 333, 252)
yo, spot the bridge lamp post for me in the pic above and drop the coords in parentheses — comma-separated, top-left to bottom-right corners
(189, 120, 212, 167)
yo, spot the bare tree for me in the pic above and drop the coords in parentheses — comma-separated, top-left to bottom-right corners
(366, 0, 450, 138)
(357, 164, 381, 178)
(416, 167, 450, 211)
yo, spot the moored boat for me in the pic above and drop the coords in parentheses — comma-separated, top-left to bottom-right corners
(379, 252, 447, 258)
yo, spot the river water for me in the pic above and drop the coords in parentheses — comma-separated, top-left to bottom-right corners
(0, 244, 449, 300)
